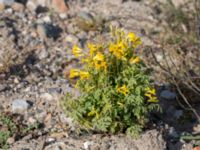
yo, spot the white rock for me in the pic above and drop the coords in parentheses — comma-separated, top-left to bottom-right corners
(12, 99, 30, 114)
(160, 90, 176, 100)
(26, 1, 37, 12)
(5, 8, 13, 14)
(84, 141, 94, 150)
(42, 16, 51, 23)
(59, 13, 67, 19)
(40, 93, 53, 101)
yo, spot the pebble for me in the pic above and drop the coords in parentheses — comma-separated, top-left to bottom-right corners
(38, 49, 49, 60)
(160, 90, 176, 100)
(7, 137, 15, 144)
(37, 24, 47, 39)
(42, 16, 52, 23)
(11, 2, 25, 12)
(0, 3, 5, 11)
(168, 127, 178, 138)
(65, 34, 79, 44)
(59, 13, 67, 19)
(48, 87, 62, 95)
(84, 141, 94, 150)
(40, 93, 53, 101)
(37, 23, 62, 40)
(12, 99, 30, 114)
(173, 110, 183, 119)
(26, 1, 37, 12)
(51, 0, 69, 13)
(5, 8, 13, 14)
(0, 0, 14, 6)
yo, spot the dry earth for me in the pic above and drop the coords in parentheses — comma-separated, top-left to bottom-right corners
(0, 0, 197, 150)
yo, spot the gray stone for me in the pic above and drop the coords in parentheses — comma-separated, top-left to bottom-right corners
(11, 2, 25, 12)
(160, 90, 176, 100)
(65, 34, 79, 44)
(0, 0, 14, 6)
(168, 127, 178, 138)
(48, 87, 62, 94)
(12, 99, 30, 114)
(38, 49, 49, 59)
(174, 110, 183, 119)
(171, 0, 187, 8)
(36, 24, 62, 40)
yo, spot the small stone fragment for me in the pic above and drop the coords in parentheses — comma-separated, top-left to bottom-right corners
(12, 99, 30, 114)
(0, 3, 5, 11)
(160, 90, 176, 100)
(11, 2, 25, 12)
(51, 0, 69, 13)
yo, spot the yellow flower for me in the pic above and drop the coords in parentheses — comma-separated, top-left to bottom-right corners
(109, 42, 127, 60)
(79, 71, 90, 80)
(130, 56, 140, 64)
(87, 43, 98, 55)
(93, 52, 107, 70)
(72, 45, 83, 58)
(88, 107, 99, 119)
(145, 87, 158, 103)
(117, 84, 129, 96)
(93, 52, 104, 62)
(127, 32, 142, 47)
(69, 69, 80, 78)
(117, 102, 124, 107)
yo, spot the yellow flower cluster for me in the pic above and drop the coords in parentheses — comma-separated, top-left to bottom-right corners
(117, 84, 129, 96)
(69, 69, 90, 80)
(72, 45, 83, 58)
(93, 52, 107, 70)
(145, 87, 158, 103)
(109, 41, 127, 60)
(69, 28, 142, 82)
(127, 32, 142, 48)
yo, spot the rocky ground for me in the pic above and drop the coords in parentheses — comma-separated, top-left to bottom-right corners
(0, 0, 199, 150)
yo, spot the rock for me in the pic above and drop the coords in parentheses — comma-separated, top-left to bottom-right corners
(0, 0, 14, 6)
(0, 3, 5, 11)
(26, 1, 37, 12)
(65, 34, 79, 44)
(11, 2, 25, 12)
(160, 90, 176, 100)
(38, 49, 49, 59)
(5, 8, 13, 14)
(36, 24, 62, 40)
(51, 0, 69, 13)
(171, 0, 187, 8)
(59, 13, 67, 19)
(44, 142, 69, 150)
(193, 124, 200, 134)
(7, 137, 15, 144)
(168, 127, 178, 138)
(174, 110, 183, 119)
(40, 93, 53, 101)
(12, 99, 30, 114)
(0, 84, 9, 92)
(76, 11, 95, 31)
(37, 24, 47, 39)
(42, 16, 51, 23)
(84, 141, 94, 150)
(47, 87, 62, 95)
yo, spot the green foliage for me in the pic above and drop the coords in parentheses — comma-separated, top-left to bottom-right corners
(0, 114, 39, 149)
(62, 27, 160, 138)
